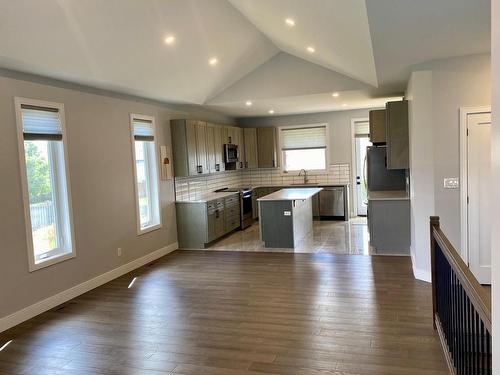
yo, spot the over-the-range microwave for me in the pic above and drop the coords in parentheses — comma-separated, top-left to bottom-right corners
(224, 144, 239, 163)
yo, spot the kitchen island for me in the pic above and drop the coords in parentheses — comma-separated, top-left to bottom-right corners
(258, 188, 322, 248)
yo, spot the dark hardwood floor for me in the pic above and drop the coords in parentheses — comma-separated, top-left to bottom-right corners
(0, 251, 447, 374)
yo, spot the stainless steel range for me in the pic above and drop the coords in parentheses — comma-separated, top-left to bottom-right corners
(215, 187, 254, 229)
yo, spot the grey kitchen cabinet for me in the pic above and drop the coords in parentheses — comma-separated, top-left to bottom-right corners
(171, 119, 210, 177)
(257, 127, 277, 168)
(213, 124, 225, 172)
(206, 123, 224, 173)
(206, 123, 217, 174)
(243, 128, 258, 169)
(195, 121, 208, 174)
(224, 194, 240, 232)
(176, 194, 240, 248)
(369, 109, 386, 144)
(236, 127, 245, 169)
(368, 199, 410, 254)
(207, 199, 225, 242)
(386, 100, 409, 169)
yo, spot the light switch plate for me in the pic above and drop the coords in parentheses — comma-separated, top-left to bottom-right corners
(443, 178, 459, 189)
(284, 211, 291, 216)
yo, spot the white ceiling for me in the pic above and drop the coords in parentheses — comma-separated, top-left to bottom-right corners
(228, 0, 378, 86)
(0, 0, 491, 117)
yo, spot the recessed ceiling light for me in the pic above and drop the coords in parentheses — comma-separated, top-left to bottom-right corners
(332, 92, 339, 98)
(209, 57, 218, 66)
(342, 103, 348, 107)
(269, 109, 275, 114)
(307, 46, 315, 53)
(164, 35, 175, 45)
(246, 100, 253, 106)
(285, 18, 295, 26)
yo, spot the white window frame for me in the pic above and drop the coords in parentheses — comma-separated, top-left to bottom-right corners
(277, 123, 331, 175)
(14, 97, 76, 272)
(130, 114, 162, 235)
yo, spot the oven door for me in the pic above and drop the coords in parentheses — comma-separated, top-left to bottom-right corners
(241, 192, 253, 218)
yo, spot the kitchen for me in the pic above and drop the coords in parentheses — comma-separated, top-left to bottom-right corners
(172, 98, 409, 254)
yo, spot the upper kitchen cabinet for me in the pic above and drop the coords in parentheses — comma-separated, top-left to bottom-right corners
(237, 127, 245, 169)
(206, 123, 225, 174)
(369, 109, 386, 144)
(386, 100, 409, 169)
(257, 127, 277, 168)
(243, 128, 258, 169)
(171, 119, 209, 177)
(213, 124, 225, 172)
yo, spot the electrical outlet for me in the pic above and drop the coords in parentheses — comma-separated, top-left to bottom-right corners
(117, 248, 122, 257)
(443, 178, 459, 189)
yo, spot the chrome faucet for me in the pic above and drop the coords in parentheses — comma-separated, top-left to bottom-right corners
(298, 169, 309, 184)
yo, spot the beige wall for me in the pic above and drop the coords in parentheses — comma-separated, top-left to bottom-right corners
(237, 108, 373, 165)
(405, 53, 491, 282)
(413, 53, 491, 249)
(406, 71, 434, 281)
(0, 73, 232, 320)
(491, 1, 499, 371)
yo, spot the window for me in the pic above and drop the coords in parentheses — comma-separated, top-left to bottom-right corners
(280, 125, 328, 172)
(15, 98, 75, 271)
(130, 115, 161, 234)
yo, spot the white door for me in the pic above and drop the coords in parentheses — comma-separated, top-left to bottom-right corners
(467, 111, 492, 284)
(355, 136, 371, 216)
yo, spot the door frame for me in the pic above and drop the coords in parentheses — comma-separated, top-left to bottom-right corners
(459, 105, 491, 264)
(350, 117, 369, 217)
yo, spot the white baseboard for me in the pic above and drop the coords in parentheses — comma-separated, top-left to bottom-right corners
(0, 242, 178, 333)
(411, 253, 431, 283)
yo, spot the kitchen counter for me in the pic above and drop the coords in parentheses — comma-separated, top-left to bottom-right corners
(368, 190, 409, 201)
(176, 191, 239, 203)
(257, 188, 323, 201)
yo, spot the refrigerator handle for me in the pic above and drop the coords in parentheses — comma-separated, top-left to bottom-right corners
(363, 152, 368, 189)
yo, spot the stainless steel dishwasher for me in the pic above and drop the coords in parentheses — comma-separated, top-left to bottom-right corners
(319, 186, 347, 220)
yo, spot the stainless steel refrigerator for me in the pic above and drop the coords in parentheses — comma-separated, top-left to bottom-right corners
(366, 146, 406, 191)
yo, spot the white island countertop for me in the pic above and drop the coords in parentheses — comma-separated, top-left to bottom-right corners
(257, 188, 323, 201)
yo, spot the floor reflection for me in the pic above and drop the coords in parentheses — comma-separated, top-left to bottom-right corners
(206, 217, 373, 255)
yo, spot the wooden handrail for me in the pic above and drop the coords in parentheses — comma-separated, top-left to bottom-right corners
(430, 216, 491, 333)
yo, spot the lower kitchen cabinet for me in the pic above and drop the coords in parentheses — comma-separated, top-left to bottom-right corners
(176, 194, 240, 248)
(368, 198, 410, 254)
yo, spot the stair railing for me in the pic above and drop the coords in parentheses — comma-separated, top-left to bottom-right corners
(430, 216, 492, 375)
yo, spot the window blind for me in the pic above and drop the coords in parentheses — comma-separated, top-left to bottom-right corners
(354, 121, 369, 138)
(21, 105, 62, 141)
(281, 126, 326, 150)
(133, 119, 154, 141)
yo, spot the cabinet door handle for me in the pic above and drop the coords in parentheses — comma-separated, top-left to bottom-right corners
(197, 165, 202, 173)
(215, 163, 220, 171)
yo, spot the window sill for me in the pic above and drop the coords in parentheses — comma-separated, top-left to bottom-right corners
(281, 169, 328, 176)
(30, 251, 76, 272)
(137, 223, 162, 236)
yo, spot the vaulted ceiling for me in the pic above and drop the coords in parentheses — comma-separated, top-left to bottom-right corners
(0, 0, 490, 117)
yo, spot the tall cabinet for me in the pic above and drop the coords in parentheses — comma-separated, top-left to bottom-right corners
(257, 127, 277, 168)
(243, 128, 258, 169)
(172, 119, 209, 176)
(385, 100, 409, 169)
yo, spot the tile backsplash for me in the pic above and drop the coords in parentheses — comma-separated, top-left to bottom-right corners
(174, 163, 350, 201)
